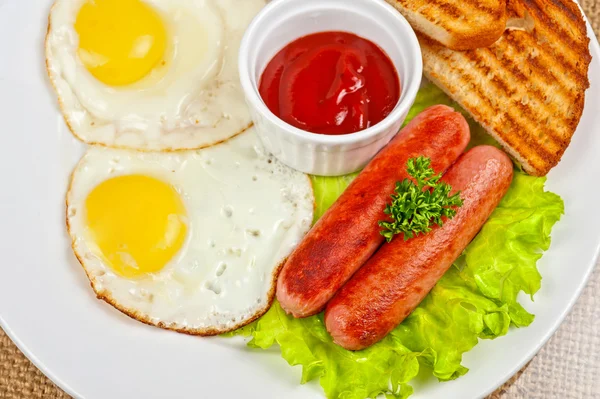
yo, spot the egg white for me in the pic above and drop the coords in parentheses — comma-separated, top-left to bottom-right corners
(66, 129, 314, 334)
(46, 0, 265, 151)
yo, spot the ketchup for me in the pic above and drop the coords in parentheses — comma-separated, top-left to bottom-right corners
(259, 31, 400, 135)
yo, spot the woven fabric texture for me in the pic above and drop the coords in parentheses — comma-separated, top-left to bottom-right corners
(1, 1, 599, 398)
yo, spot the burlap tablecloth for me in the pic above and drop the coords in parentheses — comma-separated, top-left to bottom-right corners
(2, 1, 600, 398)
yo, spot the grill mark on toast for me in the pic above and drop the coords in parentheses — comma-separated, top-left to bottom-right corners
(494, 36, 570, 101)
(460, 0, 505, 16)
(387, 0, 507, 49)
(426, 65, 548, 174)
(429, 47, 571, 172)
(490, 38, 576, 145)
(465, 50, 564, 153)
(502, 32, 582, 93)
(522, 1, 591, 72)
(526, 0, 579, 25)
(469, 49, 567, 149)
(415, 0, 499, 28)
(430, 1, 462, 19)
(424, 45, 564, 173)
(425, 47, 555, 164)
(494, 35, 586, 140)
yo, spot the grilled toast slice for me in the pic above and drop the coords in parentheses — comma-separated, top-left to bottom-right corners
(421, 0, 591, 176)
(385, 0, 508, 50)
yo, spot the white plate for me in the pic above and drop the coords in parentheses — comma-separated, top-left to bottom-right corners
(0, 1, 599, 398)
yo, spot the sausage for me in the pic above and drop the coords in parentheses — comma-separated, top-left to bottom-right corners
(324, 146, 513, 350)
(276, 105, 471, 317)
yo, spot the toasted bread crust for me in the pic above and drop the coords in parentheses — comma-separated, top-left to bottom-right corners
(421, 0, 591, 176)
(385, 0, 508, 50)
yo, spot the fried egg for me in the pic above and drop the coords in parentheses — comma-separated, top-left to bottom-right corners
(46, 0, 265, 150)
(66, 129, 314, 334)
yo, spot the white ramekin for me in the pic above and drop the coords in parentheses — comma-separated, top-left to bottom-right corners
(239, 0, 422, 176)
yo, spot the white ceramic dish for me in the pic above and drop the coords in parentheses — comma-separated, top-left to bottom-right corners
(239, 0, 422, 176)
(0, 1, 599, 398)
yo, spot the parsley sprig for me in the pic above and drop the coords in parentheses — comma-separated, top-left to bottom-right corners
(379, 156, 463, 242)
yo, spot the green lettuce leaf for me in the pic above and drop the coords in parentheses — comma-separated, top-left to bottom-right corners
(311, 173, 358, 222)
(464, 173, 564, 326)
(245, 303, 418, 399)
(226, 84, 564, 398)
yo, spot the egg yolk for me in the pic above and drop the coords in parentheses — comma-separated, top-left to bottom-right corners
(75, 0, 167, 86)
(85, 175, 187, 278)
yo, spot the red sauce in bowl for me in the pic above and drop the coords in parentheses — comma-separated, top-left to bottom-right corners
(259, 31, 401, 135)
